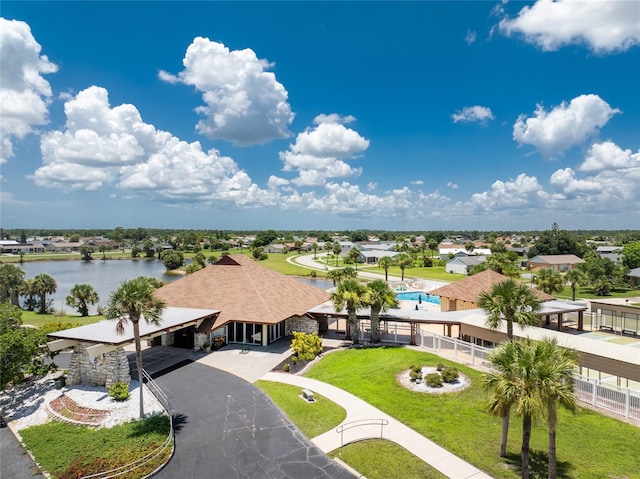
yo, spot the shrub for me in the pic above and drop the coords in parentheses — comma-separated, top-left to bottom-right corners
(425, 373, 443, 388)
(436, 363, 445, 371)
(409, 369, 422, 382)
(291, 331, 323, 361)
(291, 356, 298, 365)
(282, 364, 290, 372)
(441, 367, 459, 383)
(108, 382, 130, 402)
(410, 364, 422, 375)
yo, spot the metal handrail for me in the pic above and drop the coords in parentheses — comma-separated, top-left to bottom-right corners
(335, 418, 388, 445)
(81, 369, 175, 479)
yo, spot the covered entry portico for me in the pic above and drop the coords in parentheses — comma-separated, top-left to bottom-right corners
(47, 307, 218, 387)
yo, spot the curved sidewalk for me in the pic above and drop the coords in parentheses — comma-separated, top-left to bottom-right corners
(262, 372, 492, 479)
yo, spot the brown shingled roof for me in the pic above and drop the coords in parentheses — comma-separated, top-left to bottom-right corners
(429, 269, 554, 303)
(155, 254, 330, 330)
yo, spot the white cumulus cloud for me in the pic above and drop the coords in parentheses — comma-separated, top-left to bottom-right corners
(0, 17, 58, 163)
(498, 0, 640, 53)
(159, 37, 294, 146)
(513, 94, 620, 158)
(31, 86, 268, 204)
(278, 114, 370, 186)
(579, 141, 640, 172)
(469, 174, 547, 211)
(452, 105, 494, 124)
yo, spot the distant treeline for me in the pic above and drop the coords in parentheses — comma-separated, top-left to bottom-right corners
(2, 226, 639, 245)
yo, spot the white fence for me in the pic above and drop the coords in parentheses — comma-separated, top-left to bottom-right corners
(416, 329, 640, 421)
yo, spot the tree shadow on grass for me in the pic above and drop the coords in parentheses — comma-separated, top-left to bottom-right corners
(128, 413, 172, 437)
(505, 450, 573, 479)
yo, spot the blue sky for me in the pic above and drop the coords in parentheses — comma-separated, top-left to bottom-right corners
(1, 1, 639, 231)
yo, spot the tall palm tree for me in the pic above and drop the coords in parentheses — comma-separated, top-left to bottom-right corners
(330, 278, 368, 344)
(366, 279, 398, 343)
(533, 268, 564, 295)
(326, 269, 344, 286)
(65, 283, 99, 317)
(332, 242, 342, 266)
(537, 339, 579, 479)
(105, 276, 166, 419)
(0, 264, 25, 306)
(485, 339, 547, 478)
(32, 273, 57, 314)
(478, 279, 541, 340)
(19, 278, 38, 311)
(311, 242, 318, 259)
(342, 266, 357, 279)
(394, 253, 413, 281)
(564, 268, 586, 301)
(378, 256, 393, 281)
(478, 279, 541, 458)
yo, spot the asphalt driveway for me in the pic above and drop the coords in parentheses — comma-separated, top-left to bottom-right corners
(153, 361, 355, 479)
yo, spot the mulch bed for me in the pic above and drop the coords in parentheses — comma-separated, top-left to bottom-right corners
(48, 394, 110, 425)
(271, 347, 335, 375)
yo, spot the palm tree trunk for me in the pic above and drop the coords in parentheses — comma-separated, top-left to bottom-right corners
(370, 307, 380, 343)
(571, 286, 576, 302)
(522, 414, 532, 479)
(133, 320, 145, 419)
(548, 401, 558, 479)
(349, 312, 359, 344)
(499, 409, 510, 457)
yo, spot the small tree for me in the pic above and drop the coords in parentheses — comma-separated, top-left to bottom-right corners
(161, 250, 184, 270)
(80, 245, 94, 261)
(290, 331, 322, 361)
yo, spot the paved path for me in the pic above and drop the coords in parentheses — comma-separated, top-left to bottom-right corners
(153, 361, 356, 479)
(1, 422, 44, 479)
(289, 253, 450, 291)
(262, 372, 492, 479)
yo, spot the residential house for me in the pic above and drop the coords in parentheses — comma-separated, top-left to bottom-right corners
(445, 256, 486, 275)
(527, 254, 585, 272)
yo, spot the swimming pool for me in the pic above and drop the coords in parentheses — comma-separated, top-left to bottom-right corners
(395, 291, 440, 304)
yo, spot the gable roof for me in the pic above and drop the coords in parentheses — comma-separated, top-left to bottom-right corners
(429, 269, 554, 303)
(528, 254, 585, 265)
(155, 254, 330, 329)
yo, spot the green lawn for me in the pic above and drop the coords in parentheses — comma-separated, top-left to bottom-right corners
(256, 380, 346, 438)
(21, 310, 103, 329)
(329, 439, 447, 479)
(20, 414, 171, 479)
(304, 347, 640, 479)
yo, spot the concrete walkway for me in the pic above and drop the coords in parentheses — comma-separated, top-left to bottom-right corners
(261, 372, 492, 479)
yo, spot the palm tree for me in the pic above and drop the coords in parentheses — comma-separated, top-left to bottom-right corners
(394, 253, 413, 281)
(428, 238, 438, 259)
(330, 278, 368, 344)
(478, 279, 541, 458)
(0, 264, 25, 306)
(537, 339, 579, 479)
(332, 242, 342, 266)
(65, 283, 99, 317)
(366, 279, 398, 343)
(326, 269, 344, 286)
(378, 256, 393, 281)
(342, 266, 357, 279)
(478, 279, 541, 340)
(533, 268, 564, 295)
(32, 273, 57, 314)
(311, 242, 318, 259)
(105, 276, 166, 419)
(19, 279, 38, 311)
(564, 268, 586, 301)
(485, 339, 547, 478)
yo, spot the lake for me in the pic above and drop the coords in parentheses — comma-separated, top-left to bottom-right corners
(18, 259, 334, 314)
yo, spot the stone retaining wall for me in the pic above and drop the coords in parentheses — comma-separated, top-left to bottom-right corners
(286, 315, 318, 335)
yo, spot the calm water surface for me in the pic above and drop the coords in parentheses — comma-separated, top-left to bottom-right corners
(19, 259, 333, 314)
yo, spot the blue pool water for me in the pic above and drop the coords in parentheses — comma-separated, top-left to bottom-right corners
(395, 291, 440, 304)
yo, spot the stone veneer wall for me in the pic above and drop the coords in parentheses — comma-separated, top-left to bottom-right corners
(194, 332, 209, 350)
(286, 315, 318, 335)
(67, 342, 131, 387)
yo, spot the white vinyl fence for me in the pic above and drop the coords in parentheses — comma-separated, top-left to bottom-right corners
(416, 329, 640, 421)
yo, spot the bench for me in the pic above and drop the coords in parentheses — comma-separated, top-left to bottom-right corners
(599, 325, 613, 332)
(622, 329, 638, 337)
(301, 389, 315, 402)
